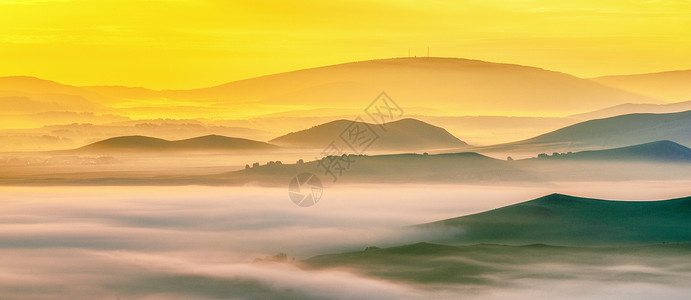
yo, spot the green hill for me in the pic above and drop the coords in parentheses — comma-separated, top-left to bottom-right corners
(422, 193, 691, 246)
(532, 140, 691, 162)
(302, 193, 691, 286)
(302, 242, 691, 285)
(507, 110, 691, 150)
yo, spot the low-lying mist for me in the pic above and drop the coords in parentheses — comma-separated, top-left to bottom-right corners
(0, 182, 689, 299)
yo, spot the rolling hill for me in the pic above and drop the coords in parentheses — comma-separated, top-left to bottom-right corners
(502, 110, 691, 150)
(569, 100, 691, 120)
(0, 76, 113, 113)
(214, 151, 537, 185)
(532, 140, 691, 162)
(76, 134, 278, 152)
(0, 58, 667, 151)
(591, 70, 691, 102)
(302, 242, 691, 286)
(303, 193, 691, 286)
(269, 118, 468, 151)
(169, 57, 658, 115)
(0, 76, 109, 101)
(422, 193, 691, 246)
(33, 57, 657, 117)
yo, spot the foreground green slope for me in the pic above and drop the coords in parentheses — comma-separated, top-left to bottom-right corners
(303, 242, 691, 285)
(303, 194, 691, 286)
(423, 193, 691, 246)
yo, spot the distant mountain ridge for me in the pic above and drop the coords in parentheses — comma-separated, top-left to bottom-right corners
(0, 57, 661, 119)
(166, 57, 658, 115)
(592, 70, 691, 102)
(77, 134, 278, 152)
(569, 100, 691, 120)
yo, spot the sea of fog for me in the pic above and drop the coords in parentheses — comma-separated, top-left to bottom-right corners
(1, 182, 690, 299)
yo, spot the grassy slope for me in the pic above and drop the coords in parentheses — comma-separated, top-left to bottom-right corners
(423, 193, 691, 246)
(303, 194, 691, 285)
(302, 242, 691, 285)
(514, 110, 691, 149)
(530, 140, 691, 162)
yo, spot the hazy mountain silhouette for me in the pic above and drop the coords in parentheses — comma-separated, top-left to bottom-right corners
(0, 111, 129, 130)
(0, 76, 105, 98)
(592, 70, 691, 102)
(76, 134, 278, 152)
(0, 91, 109, 114)
(0, 76, 113, 109)
(270, 118, 467, 151)
(81, 85, 161, 100)
(0, 96, 75, 113)
(570, 100, 691, 120)
(52, 58, 656, 116)
(171, 57, 658, 115)
(0, 59, 666, 149)
(503, 110, 691, 150)
(533, 140, 691, 162)
(422, 193, 691, 246)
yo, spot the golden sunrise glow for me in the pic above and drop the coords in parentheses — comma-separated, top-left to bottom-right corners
(1, 0, 690, 89)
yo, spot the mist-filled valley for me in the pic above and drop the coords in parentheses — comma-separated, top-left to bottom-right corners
(1, 183, 690, 300)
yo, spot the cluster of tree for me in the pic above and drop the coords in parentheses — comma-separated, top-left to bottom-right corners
(252, 252, 294, 264)
(246, 161, 282, 168)
(244, 155, 370, 169)
(245, 159, 301, 169)
(536, 151, 574, 159)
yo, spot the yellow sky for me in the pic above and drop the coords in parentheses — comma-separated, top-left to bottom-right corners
(1, 0, 690, 89)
